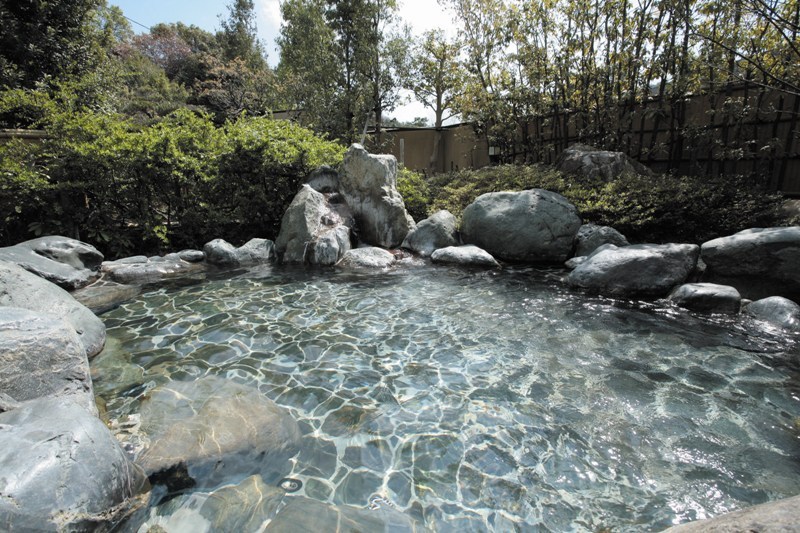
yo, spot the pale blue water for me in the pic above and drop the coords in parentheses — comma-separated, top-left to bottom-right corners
(92, 265, 800, 531)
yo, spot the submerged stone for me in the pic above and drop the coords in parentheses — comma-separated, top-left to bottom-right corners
(134, 475, 284, 533)
(264, 496, 420, 532)
(136, 376, 301, 490)
(336, 247, 396, 269)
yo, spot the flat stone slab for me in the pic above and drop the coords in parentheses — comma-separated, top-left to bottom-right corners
(0, 236, 103, 290)
(662, 494, 800, 532)
(102, 255, 206, 285)
(71, 279, 141, 313)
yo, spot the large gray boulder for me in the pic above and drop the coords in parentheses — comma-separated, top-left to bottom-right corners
(0, 307, 96, 414)
(0, 260, 105, 357)
(336, 247, 396, 269)
(431, 245, 500, 268)
(0, 235, 103, 290)
(265, 496, 420, 533)
(102, 253, 205, 284)
(701, 227, 800, 300)
(401, 210, 460, 257)
(668, 283, 742, 314)
(136, 376, 301, 490)
(203, 238, 274, 267)
(556, 143, 653, 180)
(662, 494, 800, 532)
(0, 397, 148, 532)
(340, 144, 416, 248)
(275, 184, 353, 265)
(745, 296, 800, 332)
(461, 189, 582, 263)
(565, 243, 700, 297)
(574, 223, 629, 257)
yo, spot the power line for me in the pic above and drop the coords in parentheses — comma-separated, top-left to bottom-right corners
(123, 15, 151, 32)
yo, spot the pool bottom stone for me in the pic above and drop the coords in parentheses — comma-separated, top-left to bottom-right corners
(91, 265, 800, 532)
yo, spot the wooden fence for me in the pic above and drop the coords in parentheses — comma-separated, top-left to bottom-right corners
(516, 84, 800, 195)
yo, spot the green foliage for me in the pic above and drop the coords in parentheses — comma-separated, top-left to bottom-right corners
(0, 100, 344, 257)
(425, 165, 784, 244)
(396, 167, 431, 222)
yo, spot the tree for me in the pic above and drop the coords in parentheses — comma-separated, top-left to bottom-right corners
(277, 0, 342, 133)
(218, 0, 266, 70)
(278, 0, 407, 143)
(0, 0, 107, 88)
(408, 30, 463, 129)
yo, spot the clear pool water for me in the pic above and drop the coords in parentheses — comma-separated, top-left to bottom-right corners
(91, 264, 800, 531)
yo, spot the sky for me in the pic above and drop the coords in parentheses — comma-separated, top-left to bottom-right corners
(109, 0, 457, 124)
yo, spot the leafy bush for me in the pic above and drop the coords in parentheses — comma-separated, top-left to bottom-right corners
(423, 164, 785, 244)
(0, 93, 345, 257)
(397, 166, 430, 223)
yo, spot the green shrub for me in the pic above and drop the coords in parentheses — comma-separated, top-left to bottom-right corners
(397, 166, 431, 223)
(426, 164, 784, 244)
(0, 98, 345, 257)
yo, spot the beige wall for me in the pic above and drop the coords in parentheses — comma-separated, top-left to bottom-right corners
(374, 124, 490, 175)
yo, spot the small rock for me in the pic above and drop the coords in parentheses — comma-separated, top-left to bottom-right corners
(574, 224, 629, 257)
(402, 210, 460, 257)
(668, 283, 742, 314)
(179, 249, 206, 263)
(336, 247, 396, 269)
(431, 245, 500, 268)
(745, 296, 800, 332)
